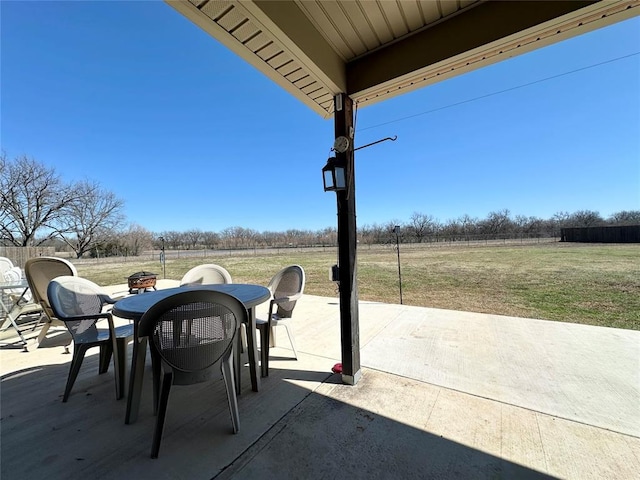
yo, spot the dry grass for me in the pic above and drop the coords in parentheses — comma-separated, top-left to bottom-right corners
(75, 242, 640, 331)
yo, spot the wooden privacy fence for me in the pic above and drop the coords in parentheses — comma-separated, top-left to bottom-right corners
(0, 246, 56, 269)
(561, 225, 640, 243)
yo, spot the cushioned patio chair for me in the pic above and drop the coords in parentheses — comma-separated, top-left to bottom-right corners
(25, 256, 78, 347)
(180, 264, 233, 286)
(255, 265, 305, 376)
(138, 290, 242, 458)
(47, 276, 134, 402)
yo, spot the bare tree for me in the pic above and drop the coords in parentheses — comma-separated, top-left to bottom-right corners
(440, 219, 460, 240)
(459, 214, 477, 236)
(479, 209, 513, 237)
(159, 231, 182, 250)
(382, 220, 404, 244)
(221, 226, 259, 249)
(568, 210, 604, 227)
(408, 212, 436, 243)
(120, 224, 154, 256)
(358, 224, 376, 246)
(607, 210, 640, 225)
(184, 229, 203, 250)
(553, 211, 572, 229)
(201, 231, 220, 249)
(0, 154, 76, 246)
(58, 180, 125, 258)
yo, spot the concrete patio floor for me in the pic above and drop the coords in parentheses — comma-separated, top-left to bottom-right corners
(1, 290, 639, 479)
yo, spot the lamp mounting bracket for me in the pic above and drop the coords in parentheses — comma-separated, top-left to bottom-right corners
(353, 135, 397, 152)
(330, 135, 397, 154)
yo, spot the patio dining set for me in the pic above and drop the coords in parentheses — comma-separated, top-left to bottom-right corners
(0, 255, 305, 458)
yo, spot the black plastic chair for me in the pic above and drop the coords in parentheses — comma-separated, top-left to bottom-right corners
(47, 276, 134, 402)
(255, 265, 305, 376)
(138, 290, 243, 459)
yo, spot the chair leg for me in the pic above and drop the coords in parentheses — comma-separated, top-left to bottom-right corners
(113, 337, 129, 400)
(151, 371, 173, 459)
(221, 353, 240, 433)
(257, 323, 269, 377)
(234, 333, 242, 395)
(99, 341, 113, 374)
(283, 324, 298, 360)
(34, 321, 51, 347)
(28, 313, 45, 333)
(63, 344, 89, 402)
(240, 324, 247, 353)
(269, 325, 276, 347)
(151, 349, 161, 415)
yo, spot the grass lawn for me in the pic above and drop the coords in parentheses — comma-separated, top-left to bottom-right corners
(75, 242, 640, 331)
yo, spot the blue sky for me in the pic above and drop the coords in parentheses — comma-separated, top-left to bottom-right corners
(2, 2, 639, 233)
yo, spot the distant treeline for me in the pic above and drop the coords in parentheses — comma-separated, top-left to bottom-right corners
(148, 208, 640, 251)
(11, 208, 639, 257)
(5, 155, 638, 257)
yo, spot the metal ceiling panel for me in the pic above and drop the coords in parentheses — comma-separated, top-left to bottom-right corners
(361, 2, 396, 44)
(418, 0, 444, 23)
(401, 1, 427, 31)
(340, 1, 383, 51)
(297, 1, 355, 59)
(440, 0, 461, 16)
(379, 1, 410, 38)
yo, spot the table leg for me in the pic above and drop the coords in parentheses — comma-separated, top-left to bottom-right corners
(125, 336, 147, 424)
(235, 332, 242, 395)
(246, 307, 260, 392)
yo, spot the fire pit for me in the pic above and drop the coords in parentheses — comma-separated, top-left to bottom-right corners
(127, 271, 158, 294)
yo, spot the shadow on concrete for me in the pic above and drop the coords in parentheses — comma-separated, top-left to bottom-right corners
(229, 366, 558, 479)
(1, 355, 557, 480)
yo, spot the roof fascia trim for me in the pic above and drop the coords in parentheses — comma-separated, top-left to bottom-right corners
(350, 0, 640, 107)
(245, 1, 346, 93)
(166, 0, 336, 118)
(346, 1, 598, 94)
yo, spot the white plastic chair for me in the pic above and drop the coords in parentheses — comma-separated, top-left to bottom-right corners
(25, 256, 78, 347)
(256, 265, 305, 376)
(180, 264, 232, 286)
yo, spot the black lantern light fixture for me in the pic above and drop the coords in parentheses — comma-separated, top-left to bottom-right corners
(322, 156, 346, 192)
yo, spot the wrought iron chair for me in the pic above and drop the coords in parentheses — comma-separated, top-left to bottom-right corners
(180, 263, 233, 286)
(138, 290, 242, 458)
(256, 265, 305, 376)
(47, 276, 134, 402)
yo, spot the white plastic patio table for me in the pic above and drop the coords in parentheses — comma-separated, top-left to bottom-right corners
(112, 283, 270, 425)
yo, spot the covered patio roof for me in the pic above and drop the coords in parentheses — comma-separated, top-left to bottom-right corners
(167, 0, 639, 118)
